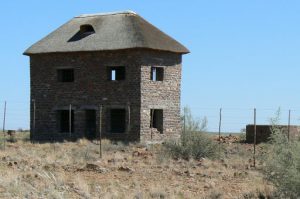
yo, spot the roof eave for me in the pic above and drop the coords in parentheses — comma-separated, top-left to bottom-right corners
(23, 47, 190, 56)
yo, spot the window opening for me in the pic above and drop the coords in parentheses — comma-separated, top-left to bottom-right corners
(57, 69, 74, 82)
(151, 67, 164, 81)
(57, 110, 74, 133)
(80, 24, 95, 35)
(150, 109, 163, 134)
(68, 24, 95, 42)
(110, 109, 126, 133)
(108, 67, 125, 81)
(85, 110, 97, 139)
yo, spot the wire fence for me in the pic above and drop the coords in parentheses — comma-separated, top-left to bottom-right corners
(2, 100, 300, 133)
(181, 106, 300, 167)
(186, 106, 300, 133)
(1, 100, 300, 165)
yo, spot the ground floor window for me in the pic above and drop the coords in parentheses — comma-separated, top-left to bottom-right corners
(150, 109, 163, 134)
(57, 110, 74, 133)
(85, 110, 97, 139)
(110, 109, 126, 133)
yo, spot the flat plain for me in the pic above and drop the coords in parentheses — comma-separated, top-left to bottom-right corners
(0, 133, 272, 199)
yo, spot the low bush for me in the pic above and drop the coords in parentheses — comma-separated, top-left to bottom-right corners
(263, 109, 300, 198)
(163, 107, 220, 160)
(164, 131, 219, 160)
(239, 133, 246, 143)
(263, 132, 300, 198)
(102, 139, 129, 152)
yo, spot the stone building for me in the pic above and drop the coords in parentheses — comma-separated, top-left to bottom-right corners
(246, 124, 300, 143)
(24, 11, 189, 141)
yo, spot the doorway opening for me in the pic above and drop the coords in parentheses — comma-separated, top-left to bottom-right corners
(57, 110, 74, 133)
(85, 110, 97, 139)
(110, 109, 126, 133)
(150, 109, 163, 134)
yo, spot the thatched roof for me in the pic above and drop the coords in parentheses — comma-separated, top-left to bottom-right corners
(24, 11, 189, 55)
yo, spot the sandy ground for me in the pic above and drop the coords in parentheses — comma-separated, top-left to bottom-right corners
(0, 133, 273, 199)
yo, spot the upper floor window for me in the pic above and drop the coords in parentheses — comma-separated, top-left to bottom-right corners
(68, 24, 95, 42)
(57, 69, 74, 82)
(80, 24, 95, 36)
(108, 67, 125, 81)
(151, 67, 164, 81)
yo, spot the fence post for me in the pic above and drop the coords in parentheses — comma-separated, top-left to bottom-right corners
(99, 105, 103, 158)
(2, 101, 6, 150)
(253, 108, 257, 168)
(183, 109, 186, 136)
(288, 110, 291, 141)
(69, 104, 72, 137)
(218, 108, 222, 158)
(127, 103, 131, 133)
(150, 109, 154, 140)
(32, 99, 36, 143)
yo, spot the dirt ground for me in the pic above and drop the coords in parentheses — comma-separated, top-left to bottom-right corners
(0, 133, 273, 199)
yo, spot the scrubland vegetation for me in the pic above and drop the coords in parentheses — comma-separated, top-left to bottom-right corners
(0, 108, 299, 198)
(0, 134, 269, 199)
(261, 126, 300, 198)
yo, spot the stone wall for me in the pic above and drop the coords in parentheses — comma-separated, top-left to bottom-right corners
(30, 50, 141, 141)
(139, 51, 182, 142)
(246, 125, 300, 143)
(29, 49, 182, 142)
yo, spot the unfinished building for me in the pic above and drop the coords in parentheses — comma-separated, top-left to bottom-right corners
(24, 11, 189, 141)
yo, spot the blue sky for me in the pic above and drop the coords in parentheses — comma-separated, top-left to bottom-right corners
(1, 1, 300, 132)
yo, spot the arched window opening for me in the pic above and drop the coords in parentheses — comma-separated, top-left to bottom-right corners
(80, 24, 95, 35)
(68, 24, 95, 42)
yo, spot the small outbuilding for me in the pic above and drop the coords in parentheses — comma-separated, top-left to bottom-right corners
(24, 11, 189, 141)
(246, 124, 300, 143)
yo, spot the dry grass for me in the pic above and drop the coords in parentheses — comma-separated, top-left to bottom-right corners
(0, 132, 273, 199)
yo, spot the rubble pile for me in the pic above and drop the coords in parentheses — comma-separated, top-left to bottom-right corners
(215, 134, 239, 144)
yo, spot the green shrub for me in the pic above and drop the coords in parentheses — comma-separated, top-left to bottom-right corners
(164, 107, 220, 160)
(164, 131, 219, 160)
(239, 133, 246, 143)
(263, 109, 300, 198)
(263, 132, 300, 198)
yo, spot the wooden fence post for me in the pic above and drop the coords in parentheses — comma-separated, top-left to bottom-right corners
(151, 109, 154, 140)
(218, 108, 222, 158)
(2, 101, 6, 150)
(288, 110, 291, 141)
(253, 108, 257, 168)
(99, 105, 103, 158)
(32, 99, 36, 143)
(69, 104, 72, 137)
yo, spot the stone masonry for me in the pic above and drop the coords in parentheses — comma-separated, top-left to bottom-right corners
(246, 124, 300, 143)
(30, 49, 182, 141)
